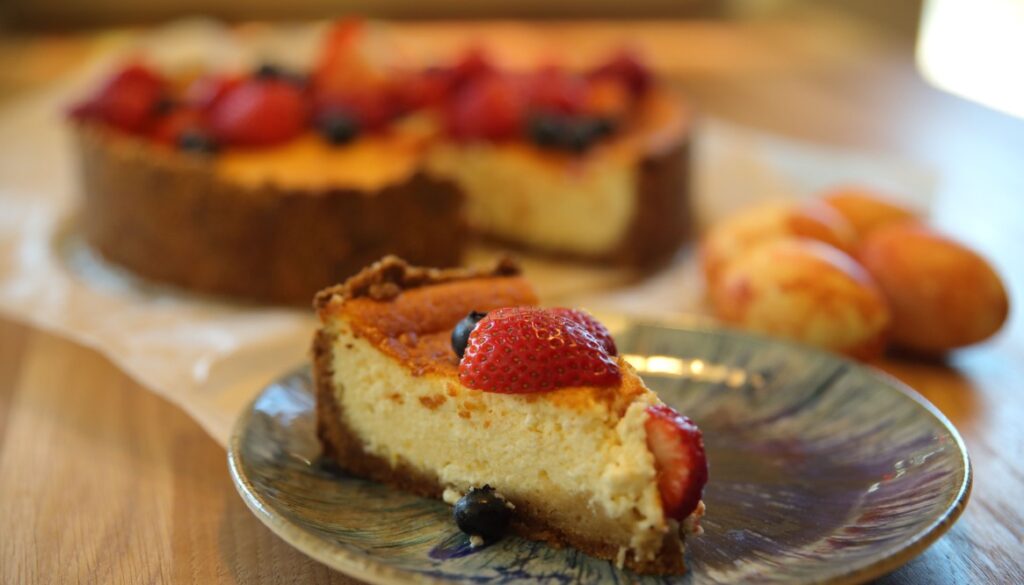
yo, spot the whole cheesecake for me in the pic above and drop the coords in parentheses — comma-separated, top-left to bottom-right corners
(70, 20, 693, 304)
(313, 256, 708, 574)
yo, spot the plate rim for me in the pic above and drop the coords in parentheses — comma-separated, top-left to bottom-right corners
(227, 319, 972, 585)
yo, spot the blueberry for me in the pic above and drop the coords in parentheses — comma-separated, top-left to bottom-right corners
(527, 114, 616, 153)
(565, 117, 616, 153)
(451, 310, 487, 359)
(177, 130, 219, 155)
(590, 116, 618, 138)
(153, 95, 178, 116)
(254, 63, 284, 79)
(254, 63, 307, 87)
(526, 114, 567, 148)
(318, 113, 360, 145)
(453, 485, 513, 543)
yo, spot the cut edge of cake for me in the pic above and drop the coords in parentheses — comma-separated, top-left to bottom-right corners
(312, 256, 704, 575)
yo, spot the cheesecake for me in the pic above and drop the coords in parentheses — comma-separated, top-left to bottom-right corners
(312, 256, 707, 574)
(68, 20, 693, 304)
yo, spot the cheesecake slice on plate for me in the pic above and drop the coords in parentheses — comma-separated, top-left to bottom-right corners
(312, 256, 707, 574)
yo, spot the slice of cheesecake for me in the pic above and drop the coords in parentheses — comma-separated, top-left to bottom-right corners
(312, 256, 707, 574)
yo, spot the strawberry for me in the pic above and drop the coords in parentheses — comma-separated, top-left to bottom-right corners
(458, 307, 620, 393)
(150, 107, 206, 145)
(549, 308, 617, 356)
(644, 405, 708, 520)
(394, 69, 451, 110)
(313, 19, 395, 99)
(184, 74, 242, 113)
(313, 88, 399, 132)
(588, 48, 652, 97)
(527, 66, 586, 116)
(447, 47, 496, 89)
(72, 63, 166, 133)
(446, 74, 525, 141)
(208, 78, 308, 147)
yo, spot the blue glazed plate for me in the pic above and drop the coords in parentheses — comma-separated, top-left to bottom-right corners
(228, 320, 970, 585)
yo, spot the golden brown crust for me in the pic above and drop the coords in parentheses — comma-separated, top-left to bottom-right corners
(73, 123, 466, 306)
(312, 325, 686, 575)
(313, 254, 520, 309)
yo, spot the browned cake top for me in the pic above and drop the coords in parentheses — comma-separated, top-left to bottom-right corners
(316, 256, 648, 414)
(316, 256, 538, 376)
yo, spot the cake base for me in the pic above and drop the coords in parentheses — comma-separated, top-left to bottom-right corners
(74, 124, 465, 305)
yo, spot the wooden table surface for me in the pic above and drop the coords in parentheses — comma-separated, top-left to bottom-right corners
(2, 9, 1023, 585)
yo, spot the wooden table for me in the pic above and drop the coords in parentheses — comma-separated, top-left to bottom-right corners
(2, 11, 1022, 585)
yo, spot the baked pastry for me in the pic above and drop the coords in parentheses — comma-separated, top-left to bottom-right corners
(69, 20, 693, 304)
(312, 256, 708, 574)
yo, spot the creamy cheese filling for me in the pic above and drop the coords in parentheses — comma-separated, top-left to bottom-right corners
(328, 318, 671, 560)
(426, 143, 637, 256)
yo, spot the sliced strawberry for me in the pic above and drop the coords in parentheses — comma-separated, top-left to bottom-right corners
(71, 63, 166, 133)
(458, 307, 620, 393)
(527, 66, 586, 116)
(184, 74, 243, 113)
(447, 47, 496, 89)
(313, 18, 394, 98)
(208, 78, 308, 147)
(394, 69, 451, 110)
(313, 87, 400, 132)
(150, 107, 206, 145)
(549, 308, 617, 356)
(645, 405, 708, 520)
(588, 48, 652, 97)
(446, 74, 525, 141)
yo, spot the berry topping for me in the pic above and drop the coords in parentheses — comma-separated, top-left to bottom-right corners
(313, 90, 398, 132)
(589, 49, 652, 97)
(150, 107, 204, 145)
(453, 485, 513, 544)
(446, 74, 525, 141)
(451, 310, 488, 359)
(548, 308, 617, 356)
(457, 307, 620, 393)
(313, 19, 394, 99)
(152, 96, 178, 116)
(184, 74, 243, 113)
(73, 63, 166, 133)
(254, 63, 307, 86)
(317, 112, 360, 145)
(526, 114, 616, 153)
(527, 66, 586, 116)
(208, 78, 308, 147)
(395, 69, 451, 110)
(447, 47, 497, 89)
(177, 130, 220, 155)
(644, 405, 708, 521)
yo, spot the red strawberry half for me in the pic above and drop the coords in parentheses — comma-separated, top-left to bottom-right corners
(150, 107, 205, 145)
(588, 48, 652, 97)
(458, 307, 620, 393)
(644, 404, 708, 520)
(209, 78, 308, 147)
(549, 308, 617, 356)
(71, 63, 166, 134)
(445, 74, 525, 141)
(184, 74, 243, 113)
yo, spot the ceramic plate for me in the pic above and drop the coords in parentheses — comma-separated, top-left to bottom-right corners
(228, 320, 970, 585)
